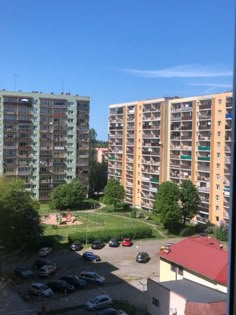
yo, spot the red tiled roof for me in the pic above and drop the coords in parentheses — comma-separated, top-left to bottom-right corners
(158, 236, 227, 285)
(185, 301, 226, 315)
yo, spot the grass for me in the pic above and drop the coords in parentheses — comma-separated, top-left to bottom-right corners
(42, 212, 164, 245)
(39, 203, 53, 215)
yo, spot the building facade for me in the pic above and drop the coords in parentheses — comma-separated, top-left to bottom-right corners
(0, 90, 90, 201)
(95, 147, 108, 163)
(108, 92, 232, 224)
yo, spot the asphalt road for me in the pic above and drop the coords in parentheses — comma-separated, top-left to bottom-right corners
(5, 238, 181, 314)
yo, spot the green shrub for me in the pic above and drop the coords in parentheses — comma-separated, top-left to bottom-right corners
(130, 208, 137, 218)
(116, 202, 130, 211)
(68, 225, 153, 243)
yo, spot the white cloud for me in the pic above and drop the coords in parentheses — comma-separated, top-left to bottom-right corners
(124, 65, 233, 78)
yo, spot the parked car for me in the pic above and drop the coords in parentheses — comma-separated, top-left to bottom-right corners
(33, 259, 56, 270)
(39, 247, 53, 257)
(97, 308, 128, 315)
(108, 239, 120, 248)
(91, 240, 105, 250)
(136, 252, 150, 263)
(70, 242, 83, 251)
(60, 275, 87, 289)
(79, 271, 105, 285)
(86, 294, 112, 311)
(14, 267, 34, 279)
(82, 251, 101, 262)
(121, 237, 132, 247)
(37, 265, 56, 277)
(30, 283, 54, 297)
(47, 280, 75, 293)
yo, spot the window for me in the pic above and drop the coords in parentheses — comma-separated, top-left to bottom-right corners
(217, 153, 221, 158)
(178, 267, 183, 276)
(217, 163, 220, 168)
(152, 297, 159, 307)
(216, 216, 219, 222)
(218, 110, 222, 116)
(218, 121, 221, 126)
(217, 142, 221, 148)
(171, 263, 177, 272)
(218, 131, 221, 137)
(216, 184, 220, 190)
(216, 195, 220, 201)
(216, 205, 219, 211)
(216, 174, 220, 179)
(218, 99, 222, 105)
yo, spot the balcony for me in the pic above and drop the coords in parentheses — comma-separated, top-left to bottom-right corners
(171, 116, 181, 121)
(198, 166, 210, 172)
(181, 115, 192, 121)
(197, 186, 210, 193)
(180, 155, 192, 160)
(108, 155, 115, 161)
(198, 123, 211, 130)
(198, 157, 210, 161)
(226, 113, 232, 119)
(170, 154, 180, 159)
(198, 146, 210, 151)
(150, 178, 159, 183)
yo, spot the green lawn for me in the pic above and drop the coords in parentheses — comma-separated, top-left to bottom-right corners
(39, 203, 53, 215)
(42, 212, 163, 244)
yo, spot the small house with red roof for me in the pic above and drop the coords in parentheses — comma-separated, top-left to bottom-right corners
(158, 236, 227, 293)
(146, 236, 227, 315)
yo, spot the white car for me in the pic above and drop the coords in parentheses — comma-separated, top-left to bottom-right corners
(39, 247, 53, 257)
(37, 265, 56, 277)
(86, 294, 112, 311)
(30, 283, 54, 297)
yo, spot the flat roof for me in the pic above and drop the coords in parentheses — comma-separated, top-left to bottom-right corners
(158, 279, 226, 303)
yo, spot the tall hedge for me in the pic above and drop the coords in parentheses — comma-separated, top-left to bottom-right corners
(68, 226, 153, 243)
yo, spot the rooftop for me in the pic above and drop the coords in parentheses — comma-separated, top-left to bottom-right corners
(159, 279, 226, 303)
(158, 236, 227, 285)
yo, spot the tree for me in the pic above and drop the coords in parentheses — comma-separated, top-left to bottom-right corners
(0, 178, 42, 249)
(51, 179, 86, 210)
(153, 181, 181, 232)
(103, 178, 125, 209)
(179, 180, 200, 225)
(88, 128, 108, 196)
(89, 160, 108, 195)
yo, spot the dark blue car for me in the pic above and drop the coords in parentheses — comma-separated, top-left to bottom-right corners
(82, 251, 101, 262)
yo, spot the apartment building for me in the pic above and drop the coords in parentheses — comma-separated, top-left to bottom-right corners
(108, 92, 232, 224)
(0, 90, 90, 201)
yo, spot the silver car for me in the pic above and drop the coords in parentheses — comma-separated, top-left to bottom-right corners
(86, 294, 112, 311)
(31, 283, 54, 297)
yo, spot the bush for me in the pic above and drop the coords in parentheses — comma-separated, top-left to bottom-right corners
(68, 225, 153, 243)
(115, 202, 130, 212)
(214, 222, 229, 241)
(79, 199, 100, 210)
(130, 208, 137, 218)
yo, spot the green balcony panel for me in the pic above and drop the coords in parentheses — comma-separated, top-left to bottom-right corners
(180, 155, 192, 160)
(150, 178, 159, 183)
(108, 156, 115, 161)
(198, 146, 210, 151)
(198, 157, 210, 161)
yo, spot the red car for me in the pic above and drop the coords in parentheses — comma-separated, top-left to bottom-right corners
(121, 238, 132, 247)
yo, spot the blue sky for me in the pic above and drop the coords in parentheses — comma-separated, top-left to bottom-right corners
(0, 0, 234, 140)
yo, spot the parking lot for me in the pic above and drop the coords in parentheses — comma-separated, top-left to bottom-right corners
(4, 238, 179, 314)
